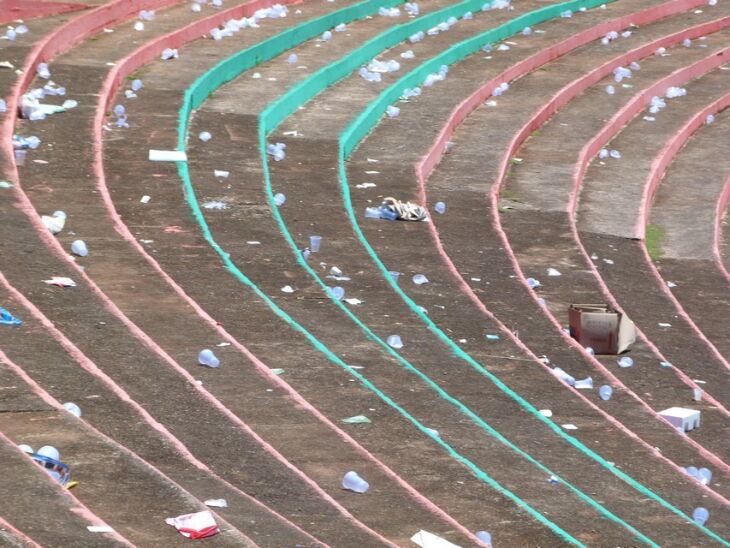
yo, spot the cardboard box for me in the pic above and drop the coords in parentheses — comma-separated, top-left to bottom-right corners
(569, 304, 635, 355)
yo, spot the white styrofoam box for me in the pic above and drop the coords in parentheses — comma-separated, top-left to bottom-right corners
(658, 407, 700, 432)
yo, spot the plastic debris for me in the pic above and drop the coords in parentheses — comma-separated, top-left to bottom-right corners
(539, 409, 552, 417)
(161, 48, 179, 60)
(281, 285, 294, 293)
(387, 335, 403, 349)
(404, 2, 420, 15)
(659, 407, 700, 432)
(368, 59, 400, 73)
(706, 114, 715, 125)
(321, 30, 332, 41)
(526, 277, 540, 289)
(485, 334, 500, 341)
(342, 415, 371, 424)
(378, 6, 400, 16)
(149, 150, 187, 162)
(693, 507, 709, 526)
(475, 530, 493, 546)
(62, 402, 82, 417)
(552, 367, 575, 386)
(274, 192, 286, 206)
(309, 235, 322, 252)
(342, 471, 369, 493)
(574, 377, 593, 390)
(359, 67, 382, 83)
(71, 240, 88, 257)
(266, 142, 286, 161)
(198, 349, 220, 368)
(599, 385, 613, 401)
(617, 356, 634, 368)
(198, 131, 212, 142)
(204, 499, 228, 508)
(328, 286, 345, 300)
(166, 511, 220, 539)
(412, 274, 429, 285)
(562, 423, 578, 430)
(87, 525, 114, 534)
(43, 277, 76, 287)
(0, 308, 21, 326)
(665, 86, 687, 99)
(547, 268, 561, 276)
(386, 105, 400, 118)
(411, 530, 461, 548)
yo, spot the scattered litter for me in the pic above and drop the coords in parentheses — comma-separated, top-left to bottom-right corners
(387, 335, 403, 349)
(44, 277, 76, 287)
(198, 131, 212, 142)
(204, 499, 228, 508)
(202, 200, 228, 210)
(617, 356, 634, 368)
(342, 415, 371, 424)
(166, 511, 220, 539)
(281, 285, 295, 293)
(274, 192, 286, 206)
(485, 334, 500, 341)
(41, 210, 66, 234)
(411, 530, 461, 548)
(0, 308, 22, 326)
(434, 201, 446, 214)
(344, 298, 363, 305)
(342, 471, 369, 493)
(149, 150, 187, 162)
(526, 277, 540, 289)
(693, 507, 709, 526)
(552, 367, 575, 386)
(62, 402, 82, 417)
(561, 423, 578, 430)
(270, 368, 285, 375)
(547, 268, 561, 277)
(161, 48, 179, 60)
(574, 377, 593, 390)
(368, 197, 428, 221)
(539, 409, 552, 417)
(599, 385, 613, 400)
(693, 387, 703, 402)
(309, 235, 322, 252)
(401, 50, 415, 59)
(198, 349, 220, 368)
(658, 322, 671, 328)
(328, 286, 345, 300)
(266, 142, 286, 161)
(378, 6, 400, 16)
(412, 274, 429, 285)
(71, 240, 88, 257)
(603, 258, 614, 265)
(569, 304, 635, 354)
(548, 475, 559, 484)
(213, 170, 229, 178)
(87, 525, 114, 534)
(658, 407, 700, 432)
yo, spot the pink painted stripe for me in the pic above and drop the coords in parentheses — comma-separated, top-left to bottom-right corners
(0, 346, 258, 547)
(0, 516, 41, 548)
(0, 0, 88, 25)
(0, 2, 396, 545)
(414, 12, 730, 482)
(0, 429, 135, 547)
(90, 2, 476, 543)
(570, 48, 730, 374)
(714, 174, 730, 283)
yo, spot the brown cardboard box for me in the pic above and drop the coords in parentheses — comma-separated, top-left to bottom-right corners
(569, 304, 636, 355)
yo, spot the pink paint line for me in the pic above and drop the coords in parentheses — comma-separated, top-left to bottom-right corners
(0, 516, 42, 547)
(415, 9, 730, 483)
(714, 174, 730, 284)
(0, 1, 405, 545)
(91, 1, 477, 544)
(570, 48, 730, 375)
(0, 429, 135, 547)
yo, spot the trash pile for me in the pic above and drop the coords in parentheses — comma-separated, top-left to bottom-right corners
(365, 197, 428, 221)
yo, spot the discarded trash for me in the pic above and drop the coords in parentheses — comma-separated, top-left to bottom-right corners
(274, 193, 286, 206)
(388, 271, 400, 283)
(166, 510, 220, 539)
(387, 335, 403, 349)
(342, 415, 371, 424)
(539, 409, 552, 417)
(344, 298, 362, 305)
(552, 367, 576, 386)
(411, 530, 462, 548)
(693, 507, 709, 526)
(328, 286, 345, 300)
(548, 475, 559, 484)
(266, 142, 286, 161)
(43, 277, 76, 288)
(401, 50, 415, 59)
(665, 86, 687, 99)
(62, 402, 82, 417)
(41, 210, 66, 234)
(404, 2, 420, 15)
(698, 468, 712, 485)
(379, 197, 428, 221)
(412, 274, 429, 285)
(270, 368, 285, 375)
(281, 285, 294, 293)
(693, 387, 703, 402)
(599, 385, 613, 401)
(617, 356, 634, 368)
(202, 200, 228, 210)
(359, 67, 382, 83)
(386, 105, 400, 118)
(485, 334, 500, 341)
(547, 268, 561, 276)
(574, 377, 593, 390)
(378, 6, 400, 16)
(609, 150, 621, 159)
(321, 30, 332, 41)
(526, 277, 540, 289)
(562, 423, 578, 430)
(569, 304, 635, 354)
(198, 349, 220, 368)
(33, 446, 70, 485)
(706, 114, 715, 124)
(658, 407, 700, 432)
(434, 201, 446, 214)
(309, 235, 322, 252)
(161, 48, 179, 60)
(204, 499, 228, 508)
(198, 131, 212, 142)
(287, 53, 298, 64)
(0, 307, 22, 326)
(475, 531, 492, 546)
(87, 525, 115, 534)
(149, 149, 187, 162)
(71, 240, 88, 257)
(342, 471, 369, 493)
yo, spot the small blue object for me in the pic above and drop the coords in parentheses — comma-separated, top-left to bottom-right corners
(475, 530, 492, 546)
(0, 307, 21, 326)
(485, 334, 500, 341)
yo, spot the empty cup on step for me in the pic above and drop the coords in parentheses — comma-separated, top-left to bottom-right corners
(15, 149, 27, 166)
(62, 402, 82, 417)
(617, 356, 634, 368)
(388, 271, 400, 283)
(342, 471, 369, 493)
(475, 531, 492, 546)
(698, 468, 712, 485)
(329, 286, 345, 300)
(387, 335, 403, 349)
(309, 235, 322, 253)
(412, 274, 429, 285)
(693, 507, 709, 526)
(198, 349, 220, 368)
(71, 240, 88, 257)
(598, 385, 613, 401)
(434, 201, 446, 214)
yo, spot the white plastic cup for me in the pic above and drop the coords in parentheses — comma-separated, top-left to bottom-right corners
(198, 349, 220, 368)
(342, 471, 369, 493)
(309, 235, 322, 252)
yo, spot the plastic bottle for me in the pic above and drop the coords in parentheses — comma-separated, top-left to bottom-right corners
(342, 471, 369, 493)
(63, 402, 82, 417)
(70, 240, 88, 257)
(198, 349, 220, 368)
(599, 385, 613, 401)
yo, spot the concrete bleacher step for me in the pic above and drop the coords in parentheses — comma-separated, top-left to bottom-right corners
(169, 0, 729, 545)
